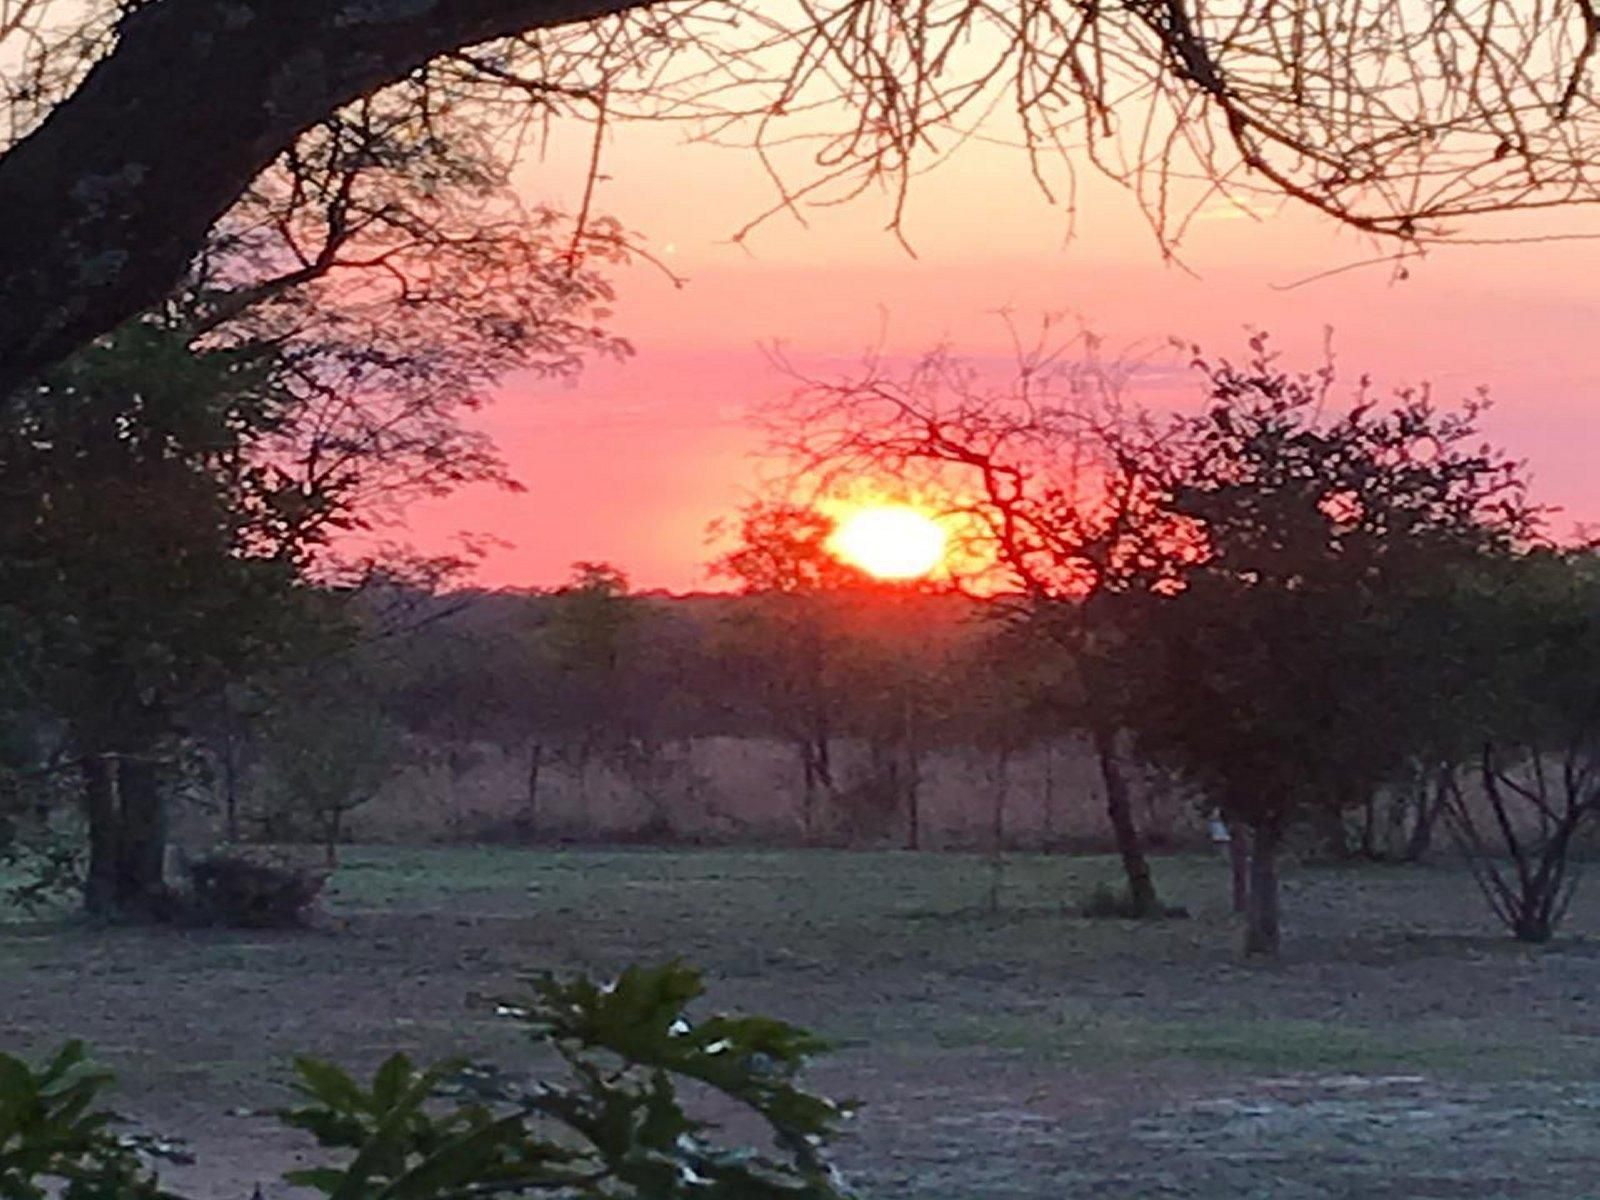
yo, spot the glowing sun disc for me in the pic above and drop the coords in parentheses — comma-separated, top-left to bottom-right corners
(831, 506, 947, 580)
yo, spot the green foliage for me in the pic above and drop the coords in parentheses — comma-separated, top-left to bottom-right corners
(2, 963, 856, 1199)
(280, 1054, 580, 1199)
(511, 961, 850, 1180)
(0, 323, 340, 743)
(0, 1041, 180, 1200)
(0, 821, 84, 914)
(289, 961, 854, 1199)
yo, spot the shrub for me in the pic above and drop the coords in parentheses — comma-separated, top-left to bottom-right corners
(182, 854, 326, 929)
(1078, 881, 1189, 920)
(1, 961, 857, 1199)
(0, 822, 84, 915)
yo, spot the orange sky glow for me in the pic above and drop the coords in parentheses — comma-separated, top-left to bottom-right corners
(403, 106, 1600, 593)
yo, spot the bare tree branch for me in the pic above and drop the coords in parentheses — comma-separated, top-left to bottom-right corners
(11, 0, 1600, 393)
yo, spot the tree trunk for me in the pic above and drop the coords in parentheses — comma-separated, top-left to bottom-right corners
(116, 756, 169, 918)
(1402, 766, 1448, 863)
(1041, 742, 1057, 847)
(1090, 723, 1160, 915)
(1358, 793, 1378, 859)
(83, 754, 169, 920)
(905, 775, 920, 850)
(324, 809, 342, 869)
(81, 755, 120, 917)
(987, 748, 1010, 913)
(1243, 819, 1283, 956)
(1229, 827, 1250, 913)
(525, 742, 543, 837)
(221, 726, 241, 844)
(903, 693, 921, 852)
(798, 740, 818, 843)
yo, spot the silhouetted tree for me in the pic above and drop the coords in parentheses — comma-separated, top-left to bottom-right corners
(707, 501, 870, 841)
(841, 589, 965, 852)
(0, 52, 628, 914)
(943, 622, 1063, 910)
(539, 562, 639, 766)
(8, 2, 1600, 392)
(0, 326, 340, 917)
(252, 681, 404, 867)
(1120, 339, 1537, 955)
(1433, 550, 1600, 943)
(774, 326, 1184, 912)
(519, 561, 700, 833)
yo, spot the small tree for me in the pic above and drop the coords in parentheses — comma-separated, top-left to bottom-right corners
(253, 687, 404, 866)
(773, 327, 1184, 911)
(943, 622, 1059, 910)
(1434, 551, 1600, 943)
(1120, 339, 1537, 955)
(521, 562, 699, 835)
(707, 502, 871, 841)
(537, 562, 642, 785)
(838, 589, 963, 852)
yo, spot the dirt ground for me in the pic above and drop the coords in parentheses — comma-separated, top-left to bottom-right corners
(4, 847, 1600, 1199)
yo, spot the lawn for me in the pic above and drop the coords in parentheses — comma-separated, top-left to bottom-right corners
(4, 846, 1600, 1198)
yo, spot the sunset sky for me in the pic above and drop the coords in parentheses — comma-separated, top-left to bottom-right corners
(406, 111, 1600, 593)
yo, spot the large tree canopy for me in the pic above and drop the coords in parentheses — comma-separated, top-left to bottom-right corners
(6, 0, 1600, 394)
(0, 0, 649, 392)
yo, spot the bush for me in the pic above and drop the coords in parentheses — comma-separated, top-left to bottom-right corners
(182, 854, 326, 929)
(0, 821, 84, 914)
(1077, 881, 1189, 920)
(1, 962, 856, 1199)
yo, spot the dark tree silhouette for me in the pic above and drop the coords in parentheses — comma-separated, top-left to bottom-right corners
(0, 59, 627, 916)
(1434, 550, 1600, 943)
(708, 501, 871, 841)
(772, 325, 1186, 914)
(1122, 339, 1537, 955)
(9, 1, 1600, 391)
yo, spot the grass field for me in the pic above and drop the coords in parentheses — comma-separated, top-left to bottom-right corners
(5, 846, 1600, 1198)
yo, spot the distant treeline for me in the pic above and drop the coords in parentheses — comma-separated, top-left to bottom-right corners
(312, 577, 1184, 852)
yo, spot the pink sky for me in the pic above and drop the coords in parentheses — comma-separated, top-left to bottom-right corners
(405, 119, 1600, 592)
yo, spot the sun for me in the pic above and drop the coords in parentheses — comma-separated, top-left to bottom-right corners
(829, 505, 948, 580)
